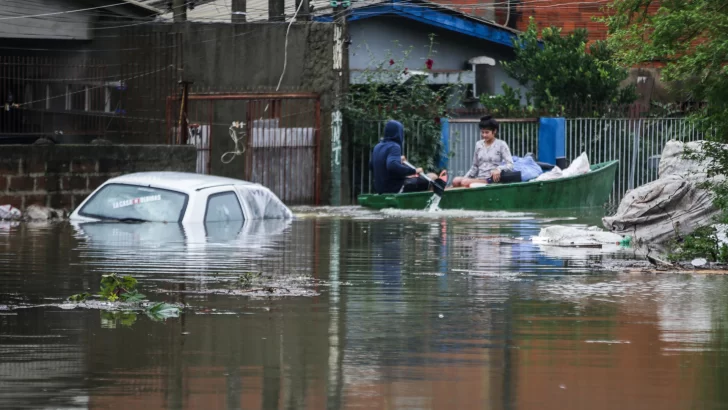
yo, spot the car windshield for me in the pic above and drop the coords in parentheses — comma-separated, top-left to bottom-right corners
(79, 183, 188, 222)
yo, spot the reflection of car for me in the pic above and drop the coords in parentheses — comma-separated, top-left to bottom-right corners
(70, 218, 292, 253)
(69, 172, 293, 223)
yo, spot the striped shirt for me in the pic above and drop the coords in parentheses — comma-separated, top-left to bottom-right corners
(464, 139, 514, 179)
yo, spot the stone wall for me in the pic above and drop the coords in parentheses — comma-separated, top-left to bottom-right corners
(0, 145, 197, 211)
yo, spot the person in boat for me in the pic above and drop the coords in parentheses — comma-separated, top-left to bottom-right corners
(452, 115, 514, 188)
(370, 120, 439, 194)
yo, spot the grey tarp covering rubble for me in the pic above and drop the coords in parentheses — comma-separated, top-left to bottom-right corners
(602, 140, 720, 244)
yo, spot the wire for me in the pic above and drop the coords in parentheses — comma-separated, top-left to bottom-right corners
(275, 0, 306, 92)
(221, 123, 246, 163)
(263, 0, 306, 113)
(0, 2, 135, 21)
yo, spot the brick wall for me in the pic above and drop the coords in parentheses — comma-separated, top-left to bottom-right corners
(0, 145, 197, 212)
(513, 0, 662, 42)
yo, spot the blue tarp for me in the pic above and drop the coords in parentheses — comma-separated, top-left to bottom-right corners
(511, 155, 543, 182)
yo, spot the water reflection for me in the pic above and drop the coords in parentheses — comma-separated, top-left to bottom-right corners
(1, 210, 728, 409)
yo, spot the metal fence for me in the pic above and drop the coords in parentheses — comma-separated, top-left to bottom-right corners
(566, 118, 703, 210)
(350, 117, 704, 211)
(349, 121, 436, 202)
(447, 118, 540, 178)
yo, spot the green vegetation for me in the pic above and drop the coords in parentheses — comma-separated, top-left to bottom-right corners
(238, 272, 262, 288)
(668, 226, 728, 263)
(605, 0, 728, 260)
(483, 19, 636, 117)
(68, 273, 181, 325)
(345, 34, 462, 170)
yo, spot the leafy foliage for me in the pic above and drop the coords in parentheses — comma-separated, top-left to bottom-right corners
(100, 273, 145, 302)
(67, 273, 181, 326)
(345, 34, 462, 170)
(487, 19, 636, 116)
(238, 272, 262, 288)
(668, 226, 728, 263)
(479, 84, 537, 118)
(145, 303, 181, 321)
(605, 0, 728, 223)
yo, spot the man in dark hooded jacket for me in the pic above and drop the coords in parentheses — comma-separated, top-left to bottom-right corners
(370, 120, 434, 194)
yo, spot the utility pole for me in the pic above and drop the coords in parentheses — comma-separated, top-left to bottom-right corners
(172, 0, 187, 22)
(329, 0, 349, 205)
(295, 0, 310, 21)
(269, 0, 285, 21)
(232, 0, 246, 23)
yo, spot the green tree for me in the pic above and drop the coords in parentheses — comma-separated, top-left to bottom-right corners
(604, 0, 728, 217)
(492, 19, 636, 115)
(344, 35, 462, 170)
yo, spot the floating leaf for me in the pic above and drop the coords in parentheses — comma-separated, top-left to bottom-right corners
(145, 303, 181, 321)
(120, 290, 146, 303)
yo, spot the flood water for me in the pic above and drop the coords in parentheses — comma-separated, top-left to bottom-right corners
(2, 206, 728, 410)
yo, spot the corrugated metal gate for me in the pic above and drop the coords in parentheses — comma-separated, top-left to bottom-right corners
(167, 93, 321, 205)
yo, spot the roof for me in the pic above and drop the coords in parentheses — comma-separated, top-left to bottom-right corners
(107, 172, 255, 193)
(314, 0, 519, 48)
(95, 0, 163, 17)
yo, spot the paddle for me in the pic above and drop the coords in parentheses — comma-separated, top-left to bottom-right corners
(403, 160, 446, 197)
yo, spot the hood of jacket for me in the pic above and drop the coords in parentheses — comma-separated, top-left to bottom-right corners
(382, 120, 404, 147)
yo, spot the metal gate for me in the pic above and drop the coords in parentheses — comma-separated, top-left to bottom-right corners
(167, 92, 321, 205)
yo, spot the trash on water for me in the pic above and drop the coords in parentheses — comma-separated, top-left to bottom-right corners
(691, 258, 708, 267)
(0, 205, 21, 221)
(532, 225, 628, 248)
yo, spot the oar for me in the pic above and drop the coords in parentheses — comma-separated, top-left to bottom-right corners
(403, 161, 446, 197)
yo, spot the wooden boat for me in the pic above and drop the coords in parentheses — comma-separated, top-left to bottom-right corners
(357, 160, 619, 211)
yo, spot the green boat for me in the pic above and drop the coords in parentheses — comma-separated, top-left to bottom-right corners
(357, 160, 619, 211)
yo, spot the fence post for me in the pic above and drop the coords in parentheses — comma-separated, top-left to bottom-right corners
(439, 117, 449, 170)
(537, 117, 565, 164)
(331, 110, 343, 206)
(628, 119, 642, 190)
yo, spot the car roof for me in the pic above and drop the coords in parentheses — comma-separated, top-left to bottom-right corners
(105, 172, 256, 193)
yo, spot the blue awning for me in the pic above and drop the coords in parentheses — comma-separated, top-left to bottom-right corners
(314, 2, 518, 48)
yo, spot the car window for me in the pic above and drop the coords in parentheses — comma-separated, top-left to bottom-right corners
(236, 186, 293, 219)
(205, 191, 245, 223)
(79, 184, 188, 222)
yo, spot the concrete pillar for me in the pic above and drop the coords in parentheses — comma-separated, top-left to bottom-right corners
(269, 0, 285, 21)
(295, 0, 310, 20)
(172, 0, 187, 22)
(232, 0, 246, 22)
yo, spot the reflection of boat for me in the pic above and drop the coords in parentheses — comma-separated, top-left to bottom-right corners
(357, 160, 619, 211)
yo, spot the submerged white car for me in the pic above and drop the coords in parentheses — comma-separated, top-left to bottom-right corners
(69, 172, 293, 223)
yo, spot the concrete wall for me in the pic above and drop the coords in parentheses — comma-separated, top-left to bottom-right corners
(2, 22, 343, 204)
(174, 23, 338, 201)
(0, 0, 94, 40)
(0, 145, 197, 211)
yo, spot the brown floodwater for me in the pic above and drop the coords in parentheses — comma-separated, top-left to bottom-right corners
(1, 206, 727, 410)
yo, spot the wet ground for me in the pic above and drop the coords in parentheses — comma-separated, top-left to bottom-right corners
(2, 206, 728, 409)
